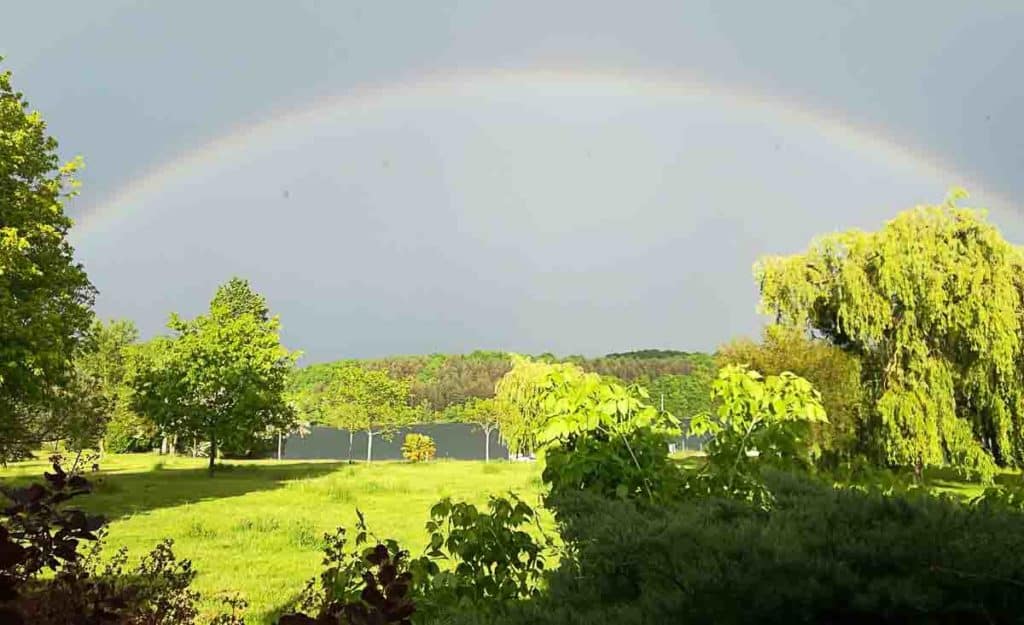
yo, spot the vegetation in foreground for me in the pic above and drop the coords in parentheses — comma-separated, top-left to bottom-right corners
(0, 454, 543, 623)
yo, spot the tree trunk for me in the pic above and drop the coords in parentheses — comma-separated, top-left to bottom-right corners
(277, 432, 283, 461)
(160, 436, 168, 455)
(366, 429, 373, 463)
(169, 435, 177, 456)
(208, 435, 217, 475)
(348, 430, 354, 464)
(485, 428, 491, 463)
(98, 438, 105, 456)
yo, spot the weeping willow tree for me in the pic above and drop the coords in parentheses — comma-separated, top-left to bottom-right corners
(755, 190, 1024, 480)
(494, 354, 585, 456)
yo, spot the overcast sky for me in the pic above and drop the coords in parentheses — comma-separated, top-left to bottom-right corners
(3, 1, 1022, 362)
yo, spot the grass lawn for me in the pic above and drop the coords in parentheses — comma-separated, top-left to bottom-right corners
(4, 452, 1019, 623)
(1, 453, 544, 623)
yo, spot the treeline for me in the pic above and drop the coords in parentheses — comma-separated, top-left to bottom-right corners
(288, 349, 716, 421)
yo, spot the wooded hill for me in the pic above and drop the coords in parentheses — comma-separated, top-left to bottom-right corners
(288, 349, 716, 422)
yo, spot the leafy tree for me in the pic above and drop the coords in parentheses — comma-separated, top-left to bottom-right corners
(0, 59, 95, 460)
(72, 319, 152, 453)
(756, 192, 1018, 480)
(717, 324, 863, 464)
(494, 355, 582, 456)
(529, 365, 682, 503)
(316, 364, 413, 462)
(129, 278, 296, 473)
(688, 364, 827, 508)
(451, 398, 501, 462)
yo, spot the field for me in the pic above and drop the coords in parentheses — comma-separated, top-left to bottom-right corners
(3, 452, 1010, 624)
(1, 454, 544, 623)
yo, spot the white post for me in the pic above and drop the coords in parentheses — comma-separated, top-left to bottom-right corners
(277, 432, 283, 461)
(485, 428, 491, 463)
(366, 430, 373, 462)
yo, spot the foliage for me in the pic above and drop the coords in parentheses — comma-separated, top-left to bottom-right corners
(527, 364, 682, 503)
(288, 351, 715, 431)
(0, 457, 203, 624)
(12, 537, 201, 625)
(448, 397, 502, 462)
(0, 60, 96, 462)
(129, 278, 297, 472)
(543, 428, 681, 506)
(717, 324, 863, 464)
(413, 495, 547, 619)
(285, 512, 416, 625)
(493, 355, 585, 456)
(637, 370, 714, 426)
(756, 194, 1019, 479)
(970, 484, 1024, 512)
(401, 434, 436, 463)
(687, 365, 827, 508)
(0, 456, 104, 614)
(71, 318, 158, 453)
(405, 352, 512, 413)
(479, 473, 1024, 625)
(286, 493, 548, 625)
(576, 350, 713, 383)
(298, 363, 414, 462)
(0, 453, 545, 618)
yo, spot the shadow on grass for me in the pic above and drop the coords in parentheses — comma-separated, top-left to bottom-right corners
(21, 461, 346, 522)
(261, 591, 305, 625)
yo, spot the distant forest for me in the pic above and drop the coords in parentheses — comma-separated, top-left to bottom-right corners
(289, 350, 716, 422)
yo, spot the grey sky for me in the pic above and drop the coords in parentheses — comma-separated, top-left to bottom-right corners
(3, 1, 1022, 362)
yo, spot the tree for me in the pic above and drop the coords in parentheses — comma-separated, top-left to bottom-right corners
(453, 398, 501, 462)
(494, 355, 580, 457)
(689, 365, 827, 508)
(316, 364, 413, 462)
(72, 319, 153, 454)
(756, 192, 1021, 480)
(0, 59, 95, 461)
(717, 324, 863, 464)
(129, 278, 296, 474)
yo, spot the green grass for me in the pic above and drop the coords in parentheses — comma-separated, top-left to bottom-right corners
(1, 453, 543, 623)
(6, 452, 1017, 623)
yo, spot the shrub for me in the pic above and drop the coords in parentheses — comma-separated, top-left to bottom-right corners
(283, 495, 550, 625)
(543, 427, 681, 505)
(282, 511, 416, 625)
(23, 538, 201, 625)
(685, 365, 826, 508)
(478, 472, 1024, 625)
(401, 433, 436, 463)
(413, 494, 548, 620)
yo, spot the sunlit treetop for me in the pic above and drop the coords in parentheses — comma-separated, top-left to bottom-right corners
(755, 190, 1024, 479)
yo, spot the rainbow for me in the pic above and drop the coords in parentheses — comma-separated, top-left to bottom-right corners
(72, 66, 1012, 237)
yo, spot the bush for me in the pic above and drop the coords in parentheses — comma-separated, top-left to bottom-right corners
(283, 496, 549, 625)
(543, 427, 681, 505)
(413, 494, 548, 620)
(402, 433, 436, 463)
(478, 472, 1024, 625)
(282, 513, 416, 625)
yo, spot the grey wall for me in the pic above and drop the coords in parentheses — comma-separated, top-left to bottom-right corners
(283, 423, 507, 461)
(284, 424, 706, 461)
